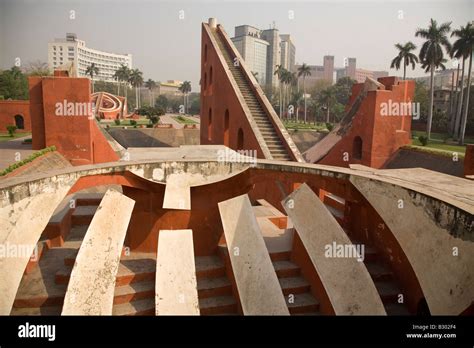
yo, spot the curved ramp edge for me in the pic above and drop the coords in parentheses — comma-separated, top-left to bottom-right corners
(218, 194, 289, 315)
(282, 183, 386, 315)
(155, 229, 200, 315)
(0, 180, 74, 315)
(62, 190, 135, 315)
(350, 176, 474, 315)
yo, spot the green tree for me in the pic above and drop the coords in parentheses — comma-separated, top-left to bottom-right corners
(0, 67, 28, 100)
(274, 65, 285, 118)
(318, 87, 337, 123)
(129, 69, 144, 109)
(24, 60, 51, 77)
(114, 64, 130, 98)
(145, 79, 156, 106)
(413, 81, 429, 122)
(178, 81, 192, 114)
(390, 42, 419, 79)
(333, 77, 357, 106)
(155, 94, 169, 111)
(451, 22, 474, 144)
(297, 63, 311, 123)
(416, 18, 452, 140)
(85, 63, 99, 93)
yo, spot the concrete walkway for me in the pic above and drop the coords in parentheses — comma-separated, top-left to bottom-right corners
(0, 135, 34, 170)
(160, 114, 184, 129)
(160, 114, 200, 129)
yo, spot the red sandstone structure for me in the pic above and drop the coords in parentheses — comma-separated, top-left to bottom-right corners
(0, 100, 31, 133)
(0, 19, 472, 318)
(29, 75, 120, 165)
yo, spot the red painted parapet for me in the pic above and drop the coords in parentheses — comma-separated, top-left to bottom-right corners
(464, 144, 474, 178)
(305, 77, 414, 168)
(29, 75, 119, 165)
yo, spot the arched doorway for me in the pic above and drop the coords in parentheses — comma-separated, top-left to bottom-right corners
(208, 108, 212, 141)
(224, 110, 230, 146)
(353, 136, 362, 160)
(14, 115, 24, 130)
(237, 128, 244, 150)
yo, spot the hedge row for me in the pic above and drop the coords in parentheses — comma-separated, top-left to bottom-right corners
(0, 146, 57, 176)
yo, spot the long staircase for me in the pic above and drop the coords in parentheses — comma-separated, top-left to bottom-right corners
(210, 28, 291, 161)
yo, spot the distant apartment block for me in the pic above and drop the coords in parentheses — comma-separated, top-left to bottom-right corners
(335, 58, 388, 83)
(231, 24, 296, 88)
(413, 68, 473, 89)
(48, 33, 132, 81)
(295, 55, 335, 88)
(157, 80, 183, 96)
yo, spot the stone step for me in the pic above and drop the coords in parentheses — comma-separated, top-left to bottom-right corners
(195, 255, 225, 279)
(11, 306, 62, 316)
(113, 297, 155, 316)
(375, 280, 402, 303)
(385, 303, 411, 315)
(199, 295, 238, 315)
(365, 261, 393, 281)
(286, 292, 320, 314)
(113, 280, 155, 305)
(279, 276, 311, 295)
(197, 277, 232, 299)
(269, 251, 291, 262)
(71, 205, 98, 225)
(272, 260, 300, 278)
(56, 257, 156, 286)
(75, 193, 104, 206)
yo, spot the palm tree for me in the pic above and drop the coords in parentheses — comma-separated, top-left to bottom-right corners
(280, 69, 293, 118)
(451, 22, 474, 144)
(113, 70, 121, 95)
(85, 63, 99, 93)
(128, 69, 143, 109)
(297, 63, 312, 123)
(145, 79, 156, 106)
(178, 81, 192, 114)
(390, 42, 419, 79)
(115, 65, 130, 98)
(319, 87, 336, 123)
(416, 18, 452, 140)
(274, 65, 285, 118)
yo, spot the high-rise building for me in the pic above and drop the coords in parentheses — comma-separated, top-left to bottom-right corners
(231, 25, 296, 88)
(231, 26, 269, 85)
(48, 33, 133, 82)
(260, 28, 281, 88)
(280, 34, 295, 73)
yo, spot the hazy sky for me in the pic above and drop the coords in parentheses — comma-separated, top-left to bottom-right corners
(0, 0, 472, 91)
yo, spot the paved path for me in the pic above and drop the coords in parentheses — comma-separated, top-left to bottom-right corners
(160, 114, 200, 129)
(160, 114, 184, 129)
(0, 136, 34, 170)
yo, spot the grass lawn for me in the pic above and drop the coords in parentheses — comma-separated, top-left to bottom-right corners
(283, 121, 327, 131)
(100, 118, 151, 127)
(411, 131, 469, 155)
(173, 115, 198, 125)
(0, 133, 31, 142)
